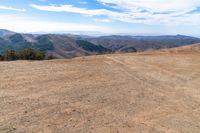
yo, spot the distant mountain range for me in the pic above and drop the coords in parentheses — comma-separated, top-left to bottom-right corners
(0, 29, 15, 37)
(0, 29, 200, 58)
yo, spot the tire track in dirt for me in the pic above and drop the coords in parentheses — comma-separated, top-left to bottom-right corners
(116, 55, 189, 82)
(105, 55, 200, 132)
(133, 58, 189, 82)
(104, 56, 178, 132)
(104, 55, 183, 122)
(105, 56, 200, 107)
(105, 56, 170, 91)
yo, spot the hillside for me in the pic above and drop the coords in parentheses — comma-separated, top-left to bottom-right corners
(0, 29, 15, 37)
(162, 43, 200, 53)
(0, 33, 111, 58)
(86, 35, 200, 51)
(0, 34, 54, 54)
(0, 46, 199, 133)
(0, 30, 200, 58)
(143, 43, 200, 55)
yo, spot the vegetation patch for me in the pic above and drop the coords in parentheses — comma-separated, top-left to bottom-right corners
(0, 48, 45, 61)
(76, 40, 112, 54)
(34, 35, 54, 51)
(0, 34, 54, 55)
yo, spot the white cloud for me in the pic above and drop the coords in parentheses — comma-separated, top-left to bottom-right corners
(97, 0, 200, 12)
(97, 0, 200, 24)
(0, 5, 26, 12)
(30, 4, 123, 17)
(93, 18, 112, 23)
(30, 0, 200, 25)
(0, 15, 109, 33)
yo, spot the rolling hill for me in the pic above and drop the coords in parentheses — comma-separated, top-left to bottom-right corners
(86, 35, 200, 51)
(0, 29, 200, 58)
(142, 43, 200, 55)
(162, 43, 200, 53)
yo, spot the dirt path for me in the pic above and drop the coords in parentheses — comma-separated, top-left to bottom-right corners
(0, 52, 200, 133)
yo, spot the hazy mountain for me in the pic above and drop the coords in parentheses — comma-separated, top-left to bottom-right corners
(0, 31, 200, 58)
(86, 35, 200, 51)
(0, 29, 15, 37)
(0, 33, 55, 54)
(0, 33, 111, 58)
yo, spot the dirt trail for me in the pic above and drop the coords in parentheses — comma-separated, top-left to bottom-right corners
(0, 51, 200, 133)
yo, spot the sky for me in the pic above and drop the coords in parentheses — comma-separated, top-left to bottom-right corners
(0, 0, 200, 36)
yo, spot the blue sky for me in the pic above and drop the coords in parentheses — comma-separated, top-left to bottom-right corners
(0, 0, 200, 36)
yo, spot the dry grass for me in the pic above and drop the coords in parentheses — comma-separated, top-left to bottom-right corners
(0, 45, 200, 133)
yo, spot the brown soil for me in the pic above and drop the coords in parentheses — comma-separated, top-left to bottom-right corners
(0, 46, 200, 133)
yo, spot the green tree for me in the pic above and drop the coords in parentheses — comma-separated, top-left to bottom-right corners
(4, 50, 18, 61)
(0, 54, 4, 61)
(19, 48, 45, 60)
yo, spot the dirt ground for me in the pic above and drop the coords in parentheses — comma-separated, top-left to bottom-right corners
(0, 48, 200, 132)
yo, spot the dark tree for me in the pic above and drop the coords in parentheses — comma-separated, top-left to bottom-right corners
(19, 48, 45, 60)
(0, 54, 4, 61)
(4, 50, 18, 61)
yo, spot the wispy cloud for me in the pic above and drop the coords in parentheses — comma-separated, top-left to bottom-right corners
(30, 4, 133, 24)
(30, 0, 200, 25)
(96, 0, 200, 25)
(30, 4, 123, 17)
(0, 15, 110, 33)
(0, 5, 26, 12)
(93, 18, 112, 23)
(97, 0, 200, 12)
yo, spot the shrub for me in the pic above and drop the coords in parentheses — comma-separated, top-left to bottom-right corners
(0, 48, 46, 61)
(0, 54, 4, 61)
(47, 55, 56, 60)
(4, 50, 18, 61)
(19, 48, 45, 60)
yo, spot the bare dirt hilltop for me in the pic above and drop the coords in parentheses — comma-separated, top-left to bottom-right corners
(0, 44, 200, 133)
